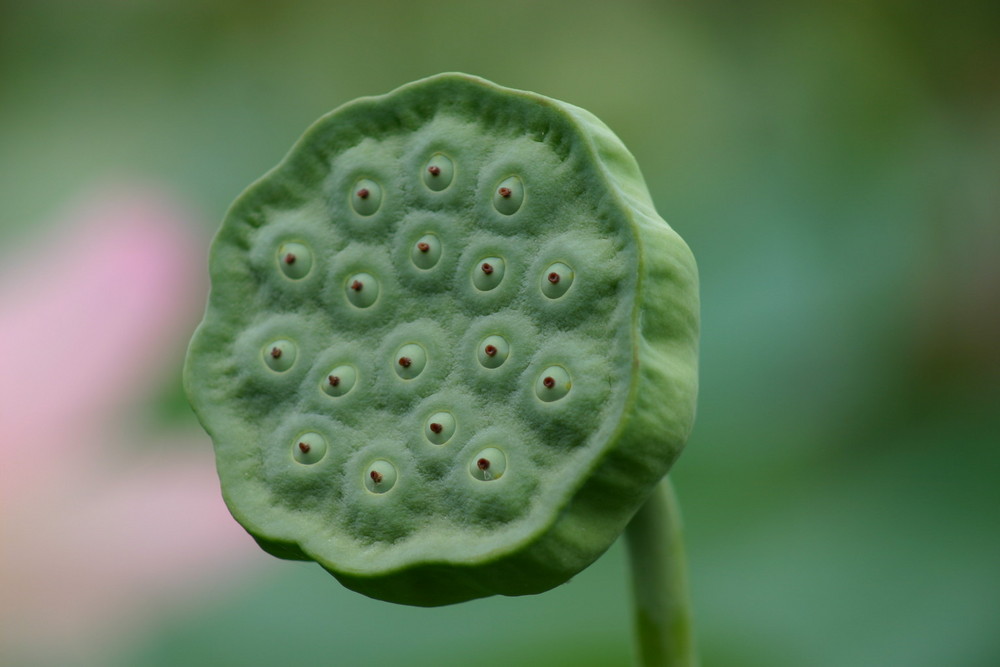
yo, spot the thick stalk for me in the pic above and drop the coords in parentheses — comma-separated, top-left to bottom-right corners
(625, 477, 698, 667)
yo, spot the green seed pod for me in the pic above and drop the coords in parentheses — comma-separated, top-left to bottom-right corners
(184, 73, 699, 607)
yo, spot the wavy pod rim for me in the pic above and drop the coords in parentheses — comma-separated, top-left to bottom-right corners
(184, 72, 699, 607)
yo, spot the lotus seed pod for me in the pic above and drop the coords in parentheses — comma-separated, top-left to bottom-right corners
(184, 73, 699, 607)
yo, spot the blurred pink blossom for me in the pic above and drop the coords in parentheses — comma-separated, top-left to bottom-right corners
(0, 190, 264, 665)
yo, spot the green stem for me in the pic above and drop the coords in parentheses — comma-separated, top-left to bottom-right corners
(625, 477, 698, 667)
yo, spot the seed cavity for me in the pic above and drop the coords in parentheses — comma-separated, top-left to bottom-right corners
(472, 256, 505, 291)
(277, 242, 313, 280)
(425, 411, 456, 445)
(422, 153, 454, 191)
(263, 339, 297, 372)
(364, 459, 398, 494)
(410, 233, 442, 270)
(492, 176, 524, 215)
(322, 364, 357, 397)
(470, 447, 506, 481)
(345, 272, 379, 308)
(394, 343, 427, 379)
(292, 432, 327, 465)
(477, 334, 510, 369)
(536, 365, 571, 402)
(351, 178, 382, 216)
(541, 261, 574, 299)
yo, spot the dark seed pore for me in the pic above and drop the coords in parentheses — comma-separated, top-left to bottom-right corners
(284, 253, 296, 265)
(270, 347, 282, 359)
(357, 188, 370, 199)
(328, 375, 340, 387)
(481, 262, 493, 275)
(429, 422, 443, 434)
(548, 272, 560, 284)
(351, 280, 364, 291)
(484, 344, 498, 357)
(417, 242, 430, 253)
(370, 470, 383, 484)
(398, 356, 412, 368)
(427, 165, 441, 176)
(498, 187, 512, 198)
(298, 442, 311, 453)
(543, 376, 555, 389)
(477, 458, 491, 470)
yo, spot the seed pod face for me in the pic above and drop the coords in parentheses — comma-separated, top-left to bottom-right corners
(184, 73, 699, 607)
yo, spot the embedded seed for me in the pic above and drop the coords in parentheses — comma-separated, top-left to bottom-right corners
(536, 365, 571, 402)
(394, 343, 427, 379)
(411, 234, 442, 270)
(541, 262, 574, 299)
(492, 176, 523, 215)
(425, 411, 456, 445)
(477, 334, 510, 369)
(292, 432, 327, 465)
(263, 339, 296, 372)
(322, 364, 357, 397)
(422, 154, 454, 191)
(351, 178, 382, 215)
(472, 257, 505, 291)
(346, 273, 379, 308)
(364, 459, 398, 493)
(277, 242, 313, 280)
(470, 447, 506, 481)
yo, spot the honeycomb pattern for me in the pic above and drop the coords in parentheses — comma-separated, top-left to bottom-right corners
(222, 111, 635, 551)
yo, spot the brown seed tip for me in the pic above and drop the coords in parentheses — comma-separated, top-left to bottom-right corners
(429, 422, 443, 434)
(548, 272, 560, 284)
(284, 253, 296, 265)
(417, 242, 430, 253)
(481, 262, 494, 275)
(477, 458, 491, 471)
(357, 188, 370, 199)
(484, 344, 498, 357)
(370, 469, 383, 484)
(543, 376, 556, 389)
(427, 165, 441, 176)
(298, 442, 311, 453)
(270, 346, 282, 359)
(328, 375, 340, 387)
(351, 279, 363, 291)
(498, 187, 512, 198)
(398, 356, 412, 368)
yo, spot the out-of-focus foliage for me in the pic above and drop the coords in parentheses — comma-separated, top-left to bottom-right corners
(1, 1, 997, 665)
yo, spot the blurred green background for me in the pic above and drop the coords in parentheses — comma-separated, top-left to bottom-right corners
(2, 1, 998, 665)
